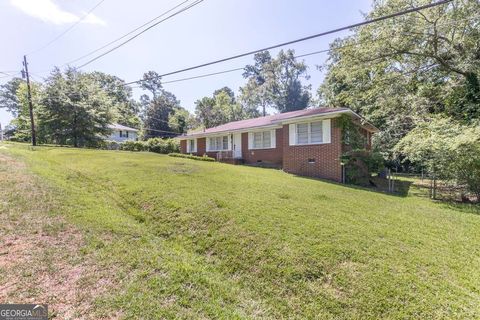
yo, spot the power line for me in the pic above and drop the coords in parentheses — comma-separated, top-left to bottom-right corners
(122, 0, 452, 85)
(127, 4, 471, 88)
(76, 0, 205, 69)
(27, 0, 107, 56)
(63, 0, 190, 66)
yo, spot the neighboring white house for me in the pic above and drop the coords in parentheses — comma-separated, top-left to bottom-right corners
(107, 124, 139, 142)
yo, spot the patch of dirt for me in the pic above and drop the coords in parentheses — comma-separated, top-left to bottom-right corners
(0, 153, 117, 319)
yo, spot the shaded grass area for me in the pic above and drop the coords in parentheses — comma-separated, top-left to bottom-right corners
(2, 142, 480, 319)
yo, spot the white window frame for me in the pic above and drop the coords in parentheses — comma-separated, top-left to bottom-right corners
(186, 139, 197, 153)
(207, 135, 231, 151)
(248, 129, 276, 150)
(289, 119, 331, 146)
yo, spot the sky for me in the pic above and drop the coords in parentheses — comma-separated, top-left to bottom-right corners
(0, 0, 372, 127)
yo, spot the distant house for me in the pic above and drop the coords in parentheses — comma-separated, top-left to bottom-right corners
(178, 107, 378, 182)
(107, 124, 139, 142)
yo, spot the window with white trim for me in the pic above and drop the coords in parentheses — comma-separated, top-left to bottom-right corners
(296, 121, 323, 144)
(186, 139, 196, 153)
(249, 129, 276, 149)
(208, 135, 229, 151)
(253, 131, 271, 149)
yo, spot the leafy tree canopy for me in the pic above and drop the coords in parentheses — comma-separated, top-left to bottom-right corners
(194, 87, 255, 128)
(319, 0, 480, 154)
(240, 49, 311, 115)
(39, 67, 114, 147)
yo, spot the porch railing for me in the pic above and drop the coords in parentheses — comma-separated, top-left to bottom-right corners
(216, 150, 233, 161)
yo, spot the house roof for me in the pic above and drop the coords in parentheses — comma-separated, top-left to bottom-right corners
(108, 123, 139, 132)
(182, 107, 378, 138)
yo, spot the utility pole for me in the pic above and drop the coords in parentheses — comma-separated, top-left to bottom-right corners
(23, 55, 36, 146)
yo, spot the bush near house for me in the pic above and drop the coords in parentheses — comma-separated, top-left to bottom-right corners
(341, 150, 384, 185)
(168, 153, 215, 161)
(97, 138, 180, 154)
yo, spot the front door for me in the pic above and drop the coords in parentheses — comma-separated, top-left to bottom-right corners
(233, 133, 242, 158)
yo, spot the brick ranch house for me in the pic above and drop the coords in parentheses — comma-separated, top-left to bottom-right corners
(178, 107, 378, 182)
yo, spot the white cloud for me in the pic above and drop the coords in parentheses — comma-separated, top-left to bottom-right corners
(10, 0, 106, 25)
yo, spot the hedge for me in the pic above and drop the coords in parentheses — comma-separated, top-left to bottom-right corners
(98, 138, 180, 154)
(168, 153, 215, 162)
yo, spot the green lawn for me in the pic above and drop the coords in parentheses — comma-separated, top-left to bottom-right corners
(1, 142, 480, 319)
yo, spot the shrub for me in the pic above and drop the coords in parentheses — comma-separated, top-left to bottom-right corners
(120, 140, 147, 152)
(101, 140, 121, 150)
(168, 153, 215, 162)
(146, 138, 180, 154)
(341, 150, 385, 185)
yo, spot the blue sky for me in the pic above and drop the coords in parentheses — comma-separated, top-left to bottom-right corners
(0, 0, 372, 126)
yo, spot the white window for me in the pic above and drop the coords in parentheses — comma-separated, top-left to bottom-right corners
(208, 135, 229, 151)
(289, 119, 331, 146)
(248, 129, 276, 149)
(186, 139, 197, 153)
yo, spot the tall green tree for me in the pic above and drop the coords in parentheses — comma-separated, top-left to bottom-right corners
(88, 71, 141, 128)
(194, 88, 252, 128)
(142, 90, 180, 138)
(0, 77, 23, 116)
(141, 71, 163, 98)
(40, 68, 114, 147)
(10, 81, 42, 142)
(168, 106, 196, 134)
(319, 0, 480, 154)
(240, 50, 310, 114)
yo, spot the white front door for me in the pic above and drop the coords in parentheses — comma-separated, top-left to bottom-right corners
(233, 133, 242, 158)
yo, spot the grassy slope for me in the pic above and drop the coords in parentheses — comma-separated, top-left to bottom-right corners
(2, 143, 480, 319)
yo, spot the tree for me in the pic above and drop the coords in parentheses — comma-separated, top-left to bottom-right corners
(143, 90, 180, 138)
(39, 67, 114, 147)
(213, 86, 235, 103)
(0, 77, 23, 117)
(319, 0, 480, 154)
(10, 81, 42, 142)
(240, 50, 310, 115)
(269, 50, 311, 113)
(168, 106, 196, 134)
(394, 117, 480, 201)
(194, 96, 216, 128)
(194, 88, 251, 128)
(141, 71, 163, 98)
(88, 71, 141, 128)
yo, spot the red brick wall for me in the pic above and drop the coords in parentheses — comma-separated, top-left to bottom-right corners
(180, 120, 346, 182)
(241, 129, 283, 165)
(282, 119, 343, 182)
(197, 138, 206, 155)
(180, 140, 187, 153)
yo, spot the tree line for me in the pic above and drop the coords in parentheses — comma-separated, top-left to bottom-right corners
(0, 49, 311, 146)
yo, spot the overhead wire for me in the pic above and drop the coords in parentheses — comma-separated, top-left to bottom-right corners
(127, 7, 476, 88)
(27, 0, 107, 56)
(121, 0, 453, 86)
(62, 0, 191, 67)
(75, 0, 205, 69)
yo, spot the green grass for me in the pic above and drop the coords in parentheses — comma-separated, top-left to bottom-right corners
(2, 142, 480, 319)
